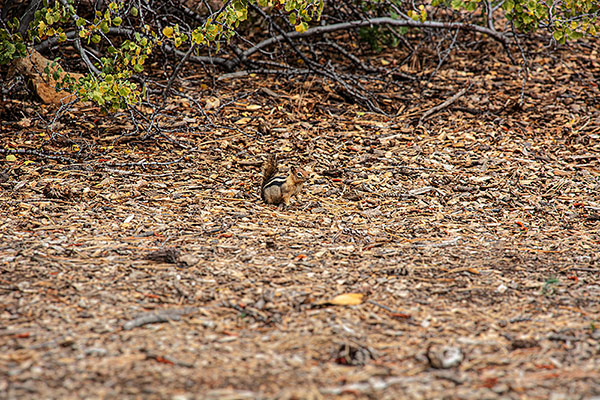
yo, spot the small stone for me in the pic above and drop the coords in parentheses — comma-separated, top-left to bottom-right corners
(427, 345, 463, 369)
(492, 383, 510, 394)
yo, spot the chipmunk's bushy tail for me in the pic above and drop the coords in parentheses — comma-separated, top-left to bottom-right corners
(261, 155, 278, 200)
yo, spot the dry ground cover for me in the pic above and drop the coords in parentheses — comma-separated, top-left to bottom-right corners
(1, 36, 599, 399)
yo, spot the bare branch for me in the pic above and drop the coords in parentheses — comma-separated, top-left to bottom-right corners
(162, 43, 196, 106)
(510, 22, 530, 106)
(485, 0, 496, 31)
(122, 307, 198, 330)
(57, 0, 101, 75)
(217, 68, 312, 81)
(231, 17, 515, 68)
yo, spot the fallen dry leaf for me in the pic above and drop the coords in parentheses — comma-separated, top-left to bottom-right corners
(325, 293, 364, 306)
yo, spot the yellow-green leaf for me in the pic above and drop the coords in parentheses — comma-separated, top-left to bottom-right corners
(295, 21, 308, 33)
(6, 154, 17, 162)
(162, 26, 174, 38)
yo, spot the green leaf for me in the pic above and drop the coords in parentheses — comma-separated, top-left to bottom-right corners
(568, 30, 583, 40)
(91, 34, 101, 43)
(130, 6, 139, 17)
(15, 42, 26, 56)
(192, 30, 205, 44)
(553, 30, 563, 41)
(289, 13, 297, 25)
(113, 16, 122, 26)
(450, 0, 464, 10)
(465, 1, 477, 11)
(11, 17, 20, 30)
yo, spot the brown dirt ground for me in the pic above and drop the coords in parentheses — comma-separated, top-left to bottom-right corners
(1, 34, 600, 400)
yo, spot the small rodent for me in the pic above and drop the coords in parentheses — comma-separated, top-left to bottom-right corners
(261, 155, 309, 206)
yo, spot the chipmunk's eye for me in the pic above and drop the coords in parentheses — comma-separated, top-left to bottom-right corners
(297, 172, 304, 178)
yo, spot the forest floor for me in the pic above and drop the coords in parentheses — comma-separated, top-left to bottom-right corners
(1, 33, 599, 400)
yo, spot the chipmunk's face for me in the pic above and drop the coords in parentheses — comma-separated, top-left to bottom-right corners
(292, 167, 309, 182)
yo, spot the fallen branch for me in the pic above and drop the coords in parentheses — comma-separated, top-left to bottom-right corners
(0, 148, 77, 163)
(217, 68, 312, 81)
(420, 81, 473, 122)
(144, 352, 195, 368)
(122, 307, 198, 330)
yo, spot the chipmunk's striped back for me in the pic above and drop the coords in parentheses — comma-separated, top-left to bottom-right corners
(261, 155, 280, 202)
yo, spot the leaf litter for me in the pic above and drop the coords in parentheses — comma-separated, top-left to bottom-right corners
(0, 37, 599, 399)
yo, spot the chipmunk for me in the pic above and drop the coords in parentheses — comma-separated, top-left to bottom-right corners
(261, 155, 309, 206)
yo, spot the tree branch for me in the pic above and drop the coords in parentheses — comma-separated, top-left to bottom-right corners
(56, 0, 101, 75)
(484, 0, 496, 31)
(510, 22, 529, 106)
(229, 17, 515, 69)
(161, 43, 196, 106)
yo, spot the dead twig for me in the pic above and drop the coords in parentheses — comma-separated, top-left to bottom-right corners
(0, 148, 77, 163)
(161, 44, 196, 106)
(420, 81, 473, 122)
(122, 307, 198, 330)
(366, 300, 410, 317)
(144, 351, 195, 368)
(511, 22, 530, 106)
